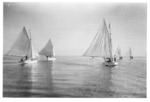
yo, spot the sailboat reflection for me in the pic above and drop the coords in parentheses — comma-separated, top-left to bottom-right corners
(14, 64, 33, 97)
(31, 61, 54, 97)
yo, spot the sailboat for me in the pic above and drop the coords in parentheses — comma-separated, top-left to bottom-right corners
(39, 39, 56, 61)
(116, 47, 123, 60)
(6, 26, 37, 64)
(83, 19, 118, 66)
(129, 48, 133, 59)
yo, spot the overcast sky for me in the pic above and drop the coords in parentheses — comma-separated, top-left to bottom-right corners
(4, 2, 146, 56)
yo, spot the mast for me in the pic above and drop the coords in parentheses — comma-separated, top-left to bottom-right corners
(28, 29, 33, 59)
(108, 23, 113, 59)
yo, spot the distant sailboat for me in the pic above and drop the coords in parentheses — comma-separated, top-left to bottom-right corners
(129, 48, 133, 59)
(116, 47, 123, 60)
(6, 26, 37, 64)
(39, 39, 56, 61)
(84, 19, 118, 66)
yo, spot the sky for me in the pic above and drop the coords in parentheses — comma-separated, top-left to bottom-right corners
(3, 2, 147, 56)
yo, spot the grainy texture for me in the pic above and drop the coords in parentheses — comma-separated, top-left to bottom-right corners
(3, 56, 146, 97)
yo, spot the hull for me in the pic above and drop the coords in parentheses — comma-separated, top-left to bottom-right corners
(48, 57, 56, 61)
(19, 59, 37, 64)
(119, 56, 123, 60)
(130, 56, 133, 59)
(104, 61, 118, 67)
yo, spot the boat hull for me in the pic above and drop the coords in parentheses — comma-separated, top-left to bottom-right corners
(104, 61, 118, 67)
(19, 59, 38, 64)
(48, 57, 56, 61)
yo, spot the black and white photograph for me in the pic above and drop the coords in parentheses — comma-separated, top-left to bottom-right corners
(3, 0, 147, 99)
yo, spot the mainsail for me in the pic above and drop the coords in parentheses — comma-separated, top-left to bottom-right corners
(116, 47, 121, 57)
(129, 48, 132, 57)
(83, 19, 113, 59)
(7, 27, 32, 58)
(39, 39, 54, 57)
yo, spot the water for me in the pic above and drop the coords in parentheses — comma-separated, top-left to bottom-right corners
(3, 56, 146, 97)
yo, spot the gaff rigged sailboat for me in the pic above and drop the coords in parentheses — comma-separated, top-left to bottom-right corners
(83, 19, 118, 66)
(116, 47, 123, 60)
(129, 48, 133, 59)
(39, 39, 56, 61)
(6, 27, 37, 64)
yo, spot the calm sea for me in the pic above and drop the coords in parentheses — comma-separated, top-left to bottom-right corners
(3, 56, 146, 97)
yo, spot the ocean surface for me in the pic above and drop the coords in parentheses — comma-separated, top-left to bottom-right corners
(3, 56, 146, 98)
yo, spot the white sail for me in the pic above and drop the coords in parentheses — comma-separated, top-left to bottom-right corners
(39, 39, 54, 57)
(7, 27, 31, 58)
(28, 30, 38, 59)
(84, 19, 112, 58)
(116, 47, 121, 57)
(129, 48, 132, 57)
(104, 22, 113, 59)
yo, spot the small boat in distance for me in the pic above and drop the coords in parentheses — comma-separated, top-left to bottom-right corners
(39, 39, 56, 61)
(83, 19, 118, 67)
(6, 26, 37, 64)
(116, 47, 123, 60)
(129, 48, 133, 59)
